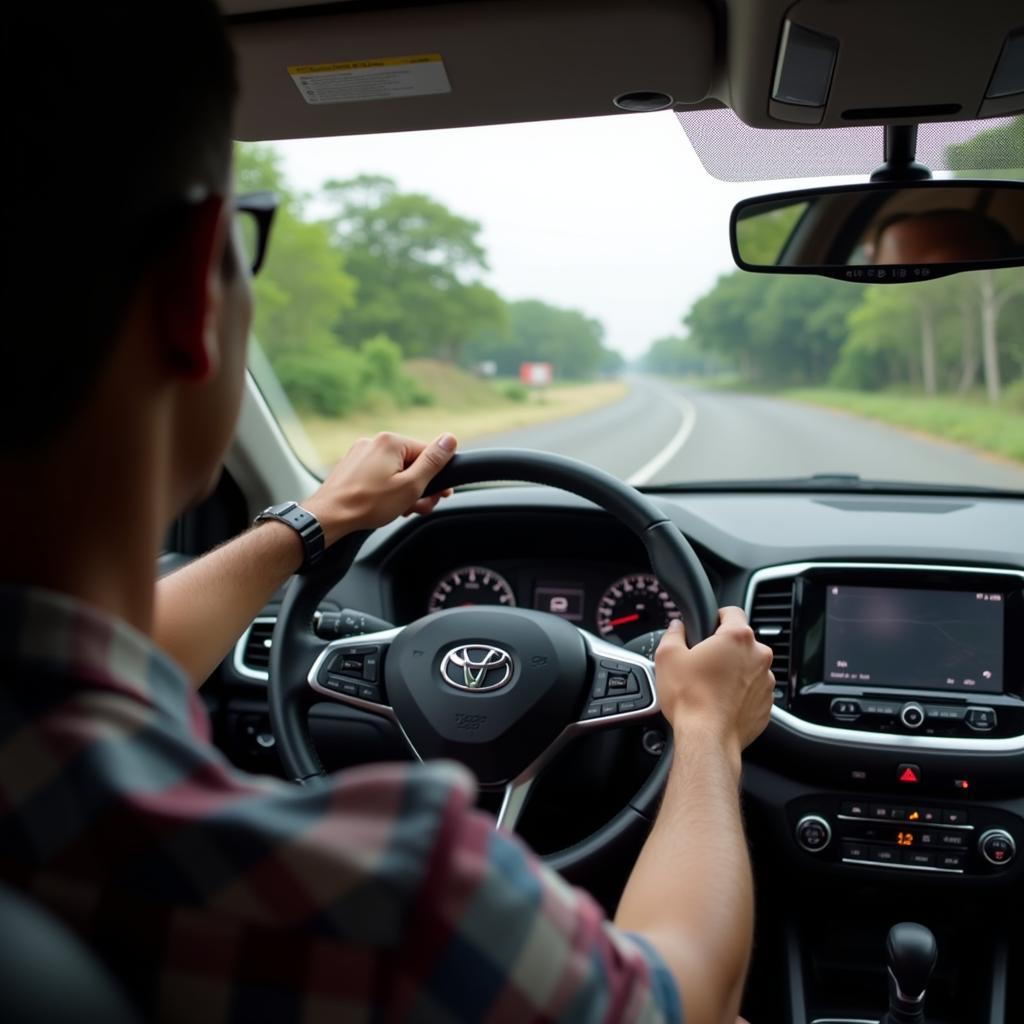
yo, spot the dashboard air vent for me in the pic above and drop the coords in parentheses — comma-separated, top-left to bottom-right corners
(749, 577, 796, 689)
(237, 617, 276, 679)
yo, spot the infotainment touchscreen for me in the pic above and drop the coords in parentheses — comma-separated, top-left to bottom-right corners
(823, 585, 1004, 693)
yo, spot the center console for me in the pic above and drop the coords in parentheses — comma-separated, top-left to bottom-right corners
(746, 562, 1024, 881)
(743, 562, 1022, 1022)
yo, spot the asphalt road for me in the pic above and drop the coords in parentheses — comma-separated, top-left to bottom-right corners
(465, 377, 1024, 491)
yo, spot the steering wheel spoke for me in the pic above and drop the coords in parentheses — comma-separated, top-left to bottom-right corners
(307, 626, 404, 718)
(494, 632, 658, 835)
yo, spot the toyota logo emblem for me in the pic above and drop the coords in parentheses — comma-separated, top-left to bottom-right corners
(440, 644, 514, 691)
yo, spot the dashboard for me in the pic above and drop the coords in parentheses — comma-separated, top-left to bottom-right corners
(224, 484, 1024, 892)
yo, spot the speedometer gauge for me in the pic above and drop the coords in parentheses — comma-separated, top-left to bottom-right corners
(428, 566, 516, 613)
(597, 573, 681, 644)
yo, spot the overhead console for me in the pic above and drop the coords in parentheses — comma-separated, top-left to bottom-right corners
(726, 0, 1024, 127)
(748, 562, 1024, 747)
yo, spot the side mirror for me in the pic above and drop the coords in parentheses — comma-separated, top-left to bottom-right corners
(731, 180, 1024, 283)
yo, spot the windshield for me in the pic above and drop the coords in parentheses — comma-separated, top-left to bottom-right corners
(238, 112, 1024, 492)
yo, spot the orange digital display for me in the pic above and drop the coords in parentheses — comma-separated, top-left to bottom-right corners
(896, 831, 914, 847)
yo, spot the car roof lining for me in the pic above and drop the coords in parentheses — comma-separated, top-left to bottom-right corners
(223, 0, 1023, 175)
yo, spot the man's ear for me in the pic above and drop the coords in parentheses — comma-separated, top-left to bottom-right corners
(155, 195, 231, 383)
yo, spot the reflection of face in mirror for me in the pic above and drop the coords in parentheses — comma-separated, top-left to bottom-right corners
(873, 209, 1014, 265)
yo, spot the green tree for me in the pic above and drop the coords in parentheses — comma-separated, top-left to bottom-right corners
(467, 299, 611, 380)
(945, 116, 1024, 179)
(234, 145, 357, 361)
(643, 335, 723, 376)
(685, 272, 772, 380)
(685, 272, 859, 386)
(734, 200, 809, 265)
(832, 287, 919, 390)
(321, 175, 505, 361)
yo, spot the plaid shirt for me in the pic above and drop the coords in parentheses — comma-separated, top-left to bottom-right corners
(0, 586, 681, 1023)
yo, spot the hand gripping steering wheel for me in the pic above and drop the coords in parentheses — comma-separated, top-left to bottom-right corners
(268, 449, 718, 871)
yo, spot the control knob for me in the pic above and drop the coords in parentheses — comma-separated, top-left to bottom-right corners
(795, 814, 832, 853)
(978, 829, 1016, 867)
(900, 702, 925, 729)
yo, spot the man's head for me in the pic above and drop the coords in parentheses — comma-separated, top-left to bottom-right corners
(873, 208, 1015, 265)
(6, 2, 248, 510)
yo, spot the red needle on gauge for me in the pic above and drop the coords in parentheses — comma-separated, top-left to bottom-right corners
(609, 613, 641, 627)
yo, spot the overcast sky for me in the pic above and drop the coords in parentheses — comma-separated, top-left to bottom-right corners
(272, 111, 853, 358)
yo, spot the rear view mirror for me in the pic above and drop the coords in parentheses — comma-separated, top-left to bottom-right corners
(731, 181, 1024, 283)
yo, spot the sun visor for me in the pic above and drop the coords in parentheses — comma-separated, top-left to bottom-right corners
(229, 0, 714, 141)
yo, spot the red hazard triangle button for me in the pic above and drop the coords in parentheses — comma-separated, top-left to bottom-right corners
(898, 764, 921, 784)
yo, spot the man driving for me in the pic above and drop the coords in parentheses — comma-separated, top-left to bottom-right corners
(873, 207, 1015, 264)
(1, 4, 774, 1022)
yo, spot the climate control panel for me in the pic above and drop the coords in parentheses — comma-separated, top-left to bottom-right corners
(787, 795, 1021, 878)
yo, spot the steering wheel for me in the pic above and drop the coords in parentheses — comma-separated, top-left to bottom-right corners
(268, 449, 717, 871)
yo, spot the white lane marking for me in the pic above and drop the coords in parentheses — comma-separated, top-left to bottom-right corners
(626, 391, 698, 486)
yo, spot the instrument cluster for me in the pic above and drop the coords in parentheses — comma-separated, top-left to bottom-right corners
(427, 564, 681, 645)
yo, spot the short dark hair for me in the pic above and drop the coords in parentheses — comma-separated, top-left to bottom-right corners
(5, 2, 237, 452)
(873, 208, 1015, 259)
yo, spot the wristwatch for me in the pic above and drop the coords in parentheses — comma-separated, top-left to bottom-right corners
(254, 501, 325, 573)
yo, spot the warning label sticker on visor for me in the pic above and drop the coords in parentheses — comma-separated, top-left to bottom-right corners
(288, 54, 451, 105)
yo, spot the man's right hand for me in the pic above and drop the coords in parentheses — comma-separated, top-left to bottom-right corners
(655, 607, 775, 754)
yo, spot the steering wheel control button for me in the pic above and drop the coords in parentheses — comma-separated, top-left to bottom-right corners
(830, 698, 861, 720)
(795, 815, 832, 853)
(897, 763, 922, 784)
(583, 703, 603, 719)
(965, 707, 997, 732)
(979, 829, 1016, 866)
(607, 673, 629, 693)
(900, 702, 925, 729)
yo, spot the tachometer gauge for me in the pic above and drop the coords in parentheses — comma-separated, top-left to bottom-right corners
(428, 566, 516, 613)
(597, 573, 681, 644)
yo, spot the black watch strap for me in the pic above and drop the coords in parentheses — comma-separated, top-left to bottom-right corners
(254, 501, 325, 573)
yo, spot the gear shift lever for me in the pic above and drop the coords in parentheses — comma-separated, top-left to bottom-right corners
(882, 922, 937, 1024)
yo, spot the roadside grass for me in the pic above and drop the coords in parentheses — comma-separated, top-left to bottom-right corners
(300, 359, 628, 465)
(785, 389, 1024, 465)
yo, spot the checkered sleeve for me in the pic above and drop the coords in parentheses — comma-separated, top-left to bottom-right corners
(390, 774, 683, 1023)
